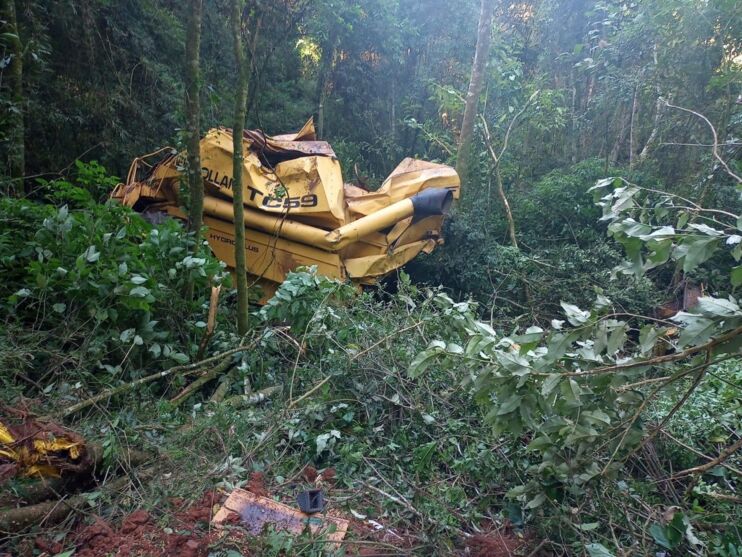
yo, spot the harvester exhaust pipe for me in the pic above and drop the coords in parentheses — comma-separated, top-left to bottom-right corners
(410, 188, 454, 218)
(322, 188, 453, 249)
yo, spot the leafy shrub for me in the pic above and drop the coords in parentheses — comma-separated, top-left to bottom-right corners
(37, 160, 121, 208)
(0, 195, 227, 384)
(409, 159, 664, 324)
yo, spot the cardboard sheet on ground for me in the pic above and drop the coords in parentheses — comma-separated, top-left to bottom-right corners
(212, 488, 349, 545)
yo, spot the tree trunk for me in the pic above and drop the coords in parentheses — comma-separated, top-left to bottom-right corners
(610, 104, 629, 165)
(495, 167, 518, 249)
(639, 95, 662, 163)
(185, 0, 204, 250)
(316, 29, 336, 140)
(629, 84, 639, 169)
(2, 0, 24, 193)
(456, 0, 495, 196)
(231, 0, 251, 336)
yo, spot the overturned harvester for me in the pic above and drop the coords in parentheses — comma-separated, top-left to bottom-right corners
(112, 119, 459, 297)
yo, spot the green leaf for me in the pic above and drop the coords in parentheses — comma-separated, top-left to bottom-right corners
(732, 266, 742, 287)
(673, 313, 717, 348)
(650, 513, 684, 549)
(687, 223, 723, 236)
(497, 394, 522, 416)
(560, 301, 590, 326)
(84, 245, 100, 262)
(527, 435, 552, 451)
(408, 349, 439, 378)
(413, 441, 437, 475)
(673, 235, 719, 272)
(696, 296, 741, 317)
(541, 374, 562, 396)
(170, 352, 189, 364)
(129, 286, 151, 298)
(639, 225, 675, 241)
(525, 492, 546, 509)
(119, 328, 136, 343)
(560, 378, 583, 406)
(639, 325, 661, 354)
(605, 322, 628, 355)
(585, 543, 615, 557)
(445, 342, 464, 355)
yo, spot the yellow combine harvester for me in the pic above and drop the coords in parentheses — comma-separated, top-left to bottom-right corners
(112, 119, 459, 298)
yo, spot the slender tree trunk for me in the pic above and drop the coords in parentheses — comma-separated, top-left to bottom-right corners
(231, 0, 250, 336)
(185, 0, 204, 250)
(570, 77, 578, 163)
(639, 95, 662, 163)
(2, 0, 24, 193)
(639, 44, 662, 164)
(456, 0, 495, 196)
(316, 29, 336, 140)
(610, 104, 630, 165)
(495, 167, 518, 249)
(629, 84, 639, 169)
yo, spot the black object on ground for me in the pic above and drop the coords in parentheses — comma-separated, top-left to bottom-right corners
(297, 489, 325, 514)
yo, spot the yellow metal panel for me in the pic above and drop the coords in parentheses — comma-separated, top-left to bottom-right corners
(344, 240, 436, 278)
(203, 216, 345, 284)
(345, 158, 460, 217)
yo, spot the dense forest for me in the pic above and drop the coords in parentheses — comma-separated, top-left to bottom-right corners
(1, 0, 741, 555)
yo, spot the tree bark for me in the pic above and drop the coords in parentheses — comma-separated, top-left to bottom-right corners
(639, 45, 662, 164)
(316, 28, 336, 140)
(495, 167, 518, 249)
(629, 84, 639, 169)
(639, 95, 662, 163)
(185, 0, 204, 250)
(610, 103, 630, 165)
(231, 0, 250, 336)
(2, 0, 24, 193)
(456, 0, 494, 196)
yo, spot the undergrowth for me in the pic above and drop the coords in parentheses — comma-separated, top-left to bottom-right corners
(1, 165, 740, 556)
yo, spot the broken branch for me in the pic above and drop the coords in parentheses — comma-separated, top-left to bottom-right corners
(59, 341, 259, 418)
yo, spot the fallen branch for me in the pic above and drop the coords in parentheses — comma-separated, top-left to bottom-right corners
(209, 371, 234, 404)
(288, 375, 332, 409)
(169, 356, 233, 407)
(547, 325, 742, 378)
(59, 341, 259, 418)
(197, 285, 222, 360)
(659, 429, 742, 478)
(0, 466, 155, 533)
(664, 100, 742, 184)
(223, 385, 282, 409)
(672, 437, 742, 479)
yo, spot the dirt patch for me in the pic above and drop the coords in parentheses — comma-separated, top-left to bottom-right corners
(319, 467, 336, 486)
(246, 471, 269, 497)
(34, 536, 63, 555)
(62, 490, 229, 557)
(303, 465, 318, 483)
(466, 530, 525, 557)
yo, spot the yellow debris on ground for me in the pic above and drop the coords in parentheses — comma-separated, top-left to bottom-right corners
(0, 418, 85, 479)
